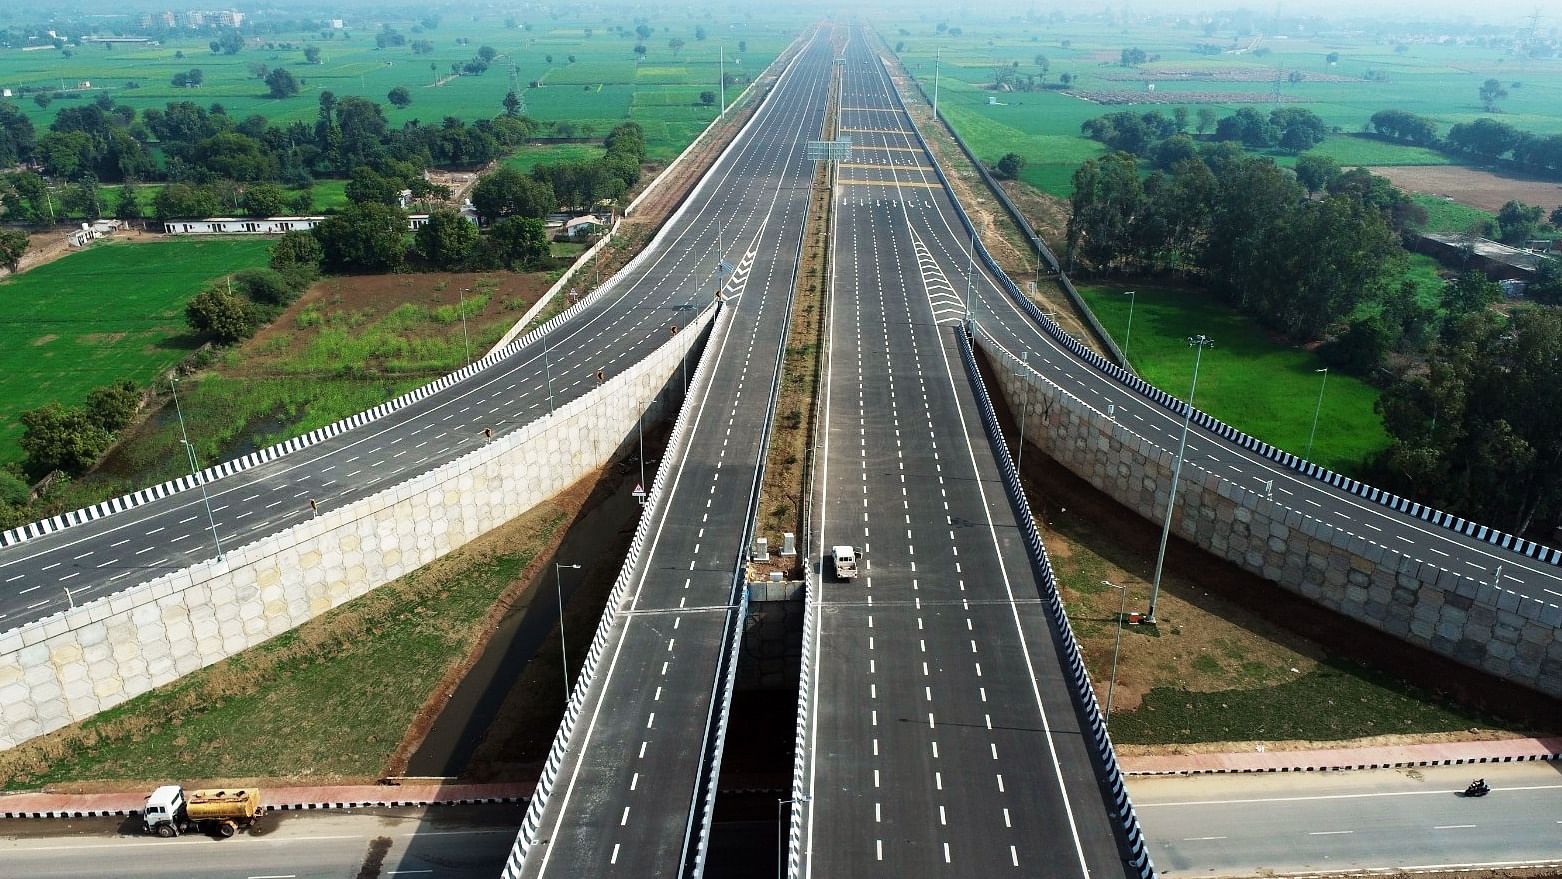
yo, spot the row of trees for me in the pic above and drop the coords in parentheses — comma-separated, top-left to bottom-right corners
(0, 89, 541, 200)
(1368, 109, 1562, 174)
(1067, 147, 1419, 343)
(1081, 106, 1331, 159)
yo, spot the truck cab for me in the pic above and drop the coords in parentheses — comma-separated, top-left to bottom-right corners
(832, 545, 858, 580)
(142, 785, 187, 837)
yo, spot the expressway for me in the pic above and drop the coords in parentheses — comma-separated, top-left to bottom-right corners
(0, 28, 817, 632)
(831, 29, 1562, 616)
(511, 26, 834, 879)
(1133, 762, 1562, 876)
(794, 28, 1137, 879)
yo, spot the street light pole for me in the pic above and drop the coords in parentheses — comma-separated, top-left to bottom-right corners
(458, 287, 472, 367)
(1146, 334, 1214, 623)
(1122, 290, 1136, 362)
(542, 331, 557, 415)
(1017, 351, 1029, 474)
(777, 795, 810, 879)
(932, 47, 941, 117)
(170, 378, 224, 562)
(1105, 580, 1128, 728)
(638, 400, 647, 498)
(963, 232, 977, 333)
(555, 562, 581, 704)
(1304, 367, 1328, 461)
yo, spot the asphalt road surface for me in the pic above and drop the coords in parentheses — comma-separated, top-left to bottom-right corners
(515, 25, 833, 879)
(793, 26, 1135, 879)
(0, 804, 523, 879)
(1132, 762, 1562, 876)
(839, 27, 1562, 615)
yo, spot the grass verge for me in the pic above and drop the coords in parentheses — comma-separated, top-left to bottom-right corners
(0, 484, 587, 790)
(1077, 282, 1391, 474)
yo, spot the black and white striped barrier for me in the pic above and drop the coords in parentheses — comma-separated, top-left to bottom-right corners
(1126, 749, 1562, 777)
(502, 302, 732, 879)
(785, 562, 817, 879)
(1, 793, 529, 820)
(957, 327, 1157, 879)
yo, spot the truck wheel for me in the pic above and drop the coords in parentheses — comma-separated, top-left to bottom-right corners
(155, 824, 175, 838)
(218, 821, 236, 838)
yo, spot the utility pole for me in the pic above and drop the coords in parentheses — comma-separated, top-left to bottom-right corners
(1122, 290, 1136, 362)
(932, 47, 941, 117)
(555, 562, 582, 703)
(1147, 334, 1214, 623)
(963, 231, 977, 333)
(1105, 581, 1129, 728)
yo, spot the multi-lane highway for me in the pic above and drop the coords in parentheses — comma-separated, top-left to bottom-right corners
(0, 33, 805, 632)
(512, 26, 834, 879)
(1134, 762, 1562, 876)
(828, 30, 1562, 616)
(793, 28, 1137, 879)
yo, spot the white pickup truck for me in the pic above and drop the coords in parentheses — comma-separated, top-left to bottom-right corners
(831, 545, 858, 580)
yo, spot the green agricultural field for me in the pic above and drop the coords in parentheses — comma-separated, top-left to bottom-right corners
(0, 239, 273, 466)
(1, 15, 798, 161)
(883, 16, 1562, 194)
(503, 142, 608, 173)
(1078, 283, 1391, 474)
(1413, 194, 1496, 235)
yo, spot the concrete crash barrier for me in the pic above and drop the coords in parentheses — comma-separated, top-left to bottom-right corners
(0, 304, 717, 751)
(976, 328, 1562, 701)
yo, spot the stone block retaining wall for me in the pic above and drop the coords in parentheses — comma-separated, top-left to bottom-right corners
(0, 307, 714, 750)
(977, 332, 1562, 700)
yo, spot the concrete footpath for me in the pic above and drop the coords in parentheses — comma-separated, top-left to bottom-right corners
(0, 781, 535, 819)
(1120, 735, 1562, 775)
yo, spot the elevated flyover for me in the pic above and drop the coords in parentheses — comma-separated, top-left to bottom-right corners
(788, 27, 1152, 879)
(503, 25, 836, 879)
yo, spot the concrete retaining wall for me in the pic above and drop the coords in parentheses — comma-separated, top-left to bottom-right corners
(0, 306, 716, 751)
(977, 331, 1562, 700)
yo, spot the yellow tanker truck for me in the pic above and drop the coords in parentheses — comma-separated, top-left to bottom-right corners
(142, 785, 262, 838)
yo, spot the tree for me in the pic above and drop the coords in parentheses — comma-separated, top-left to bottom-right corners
(503, 90, 522, 118)
(1293, 153, 1340, 194)
(0, 102, 36, 167)
(112, 183, 144, 221)
(699, 90, 716, 106)
(0, 229, 27, 271)
(344, 166, 401, 205)
(995, 152, 1027, 179)
(270, 229, 323, 288)
(1444, 270, 1502, 317)
(634, 44, 647, 59)
(1214, 107, 1275, 148)
(1551, 205, 1562, 228)
(1326, 51, 1340, 64)
(738, 40, 747, 53)
(635, 23, 653, 41)
(477, 45, 498, 62)
(669, 38, 685, 54)
(186, 286, 258, 343)
(214, 30, 243, 55)
(472, 167, 556, 222)
(19, 403, 114, 480)
(84, 380, 141, 432)
(694, 25, 707, 41)
(63, 177, 104, 220)
(153, 183, 220, 220)
(240, 182, 288, 217)
(265, 68, 300, 99)
(1120, 47, 1147, 66)
(1194, 107, 1217, 137)
(1270, 107, 1327, 152)
(231, 267, 299, 306)
(1495, 200, 1543, 243)
(1373, 307, 1562, 535)
(416, 208, 480, 269)
(387, 86, 412, 109)
(304, 46, 321, 64)
(313, 202, 408, 272)
(1066, 152, 1144, 271)
(1479, 78, 1508, 112)
(486, 216, 549, 269)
